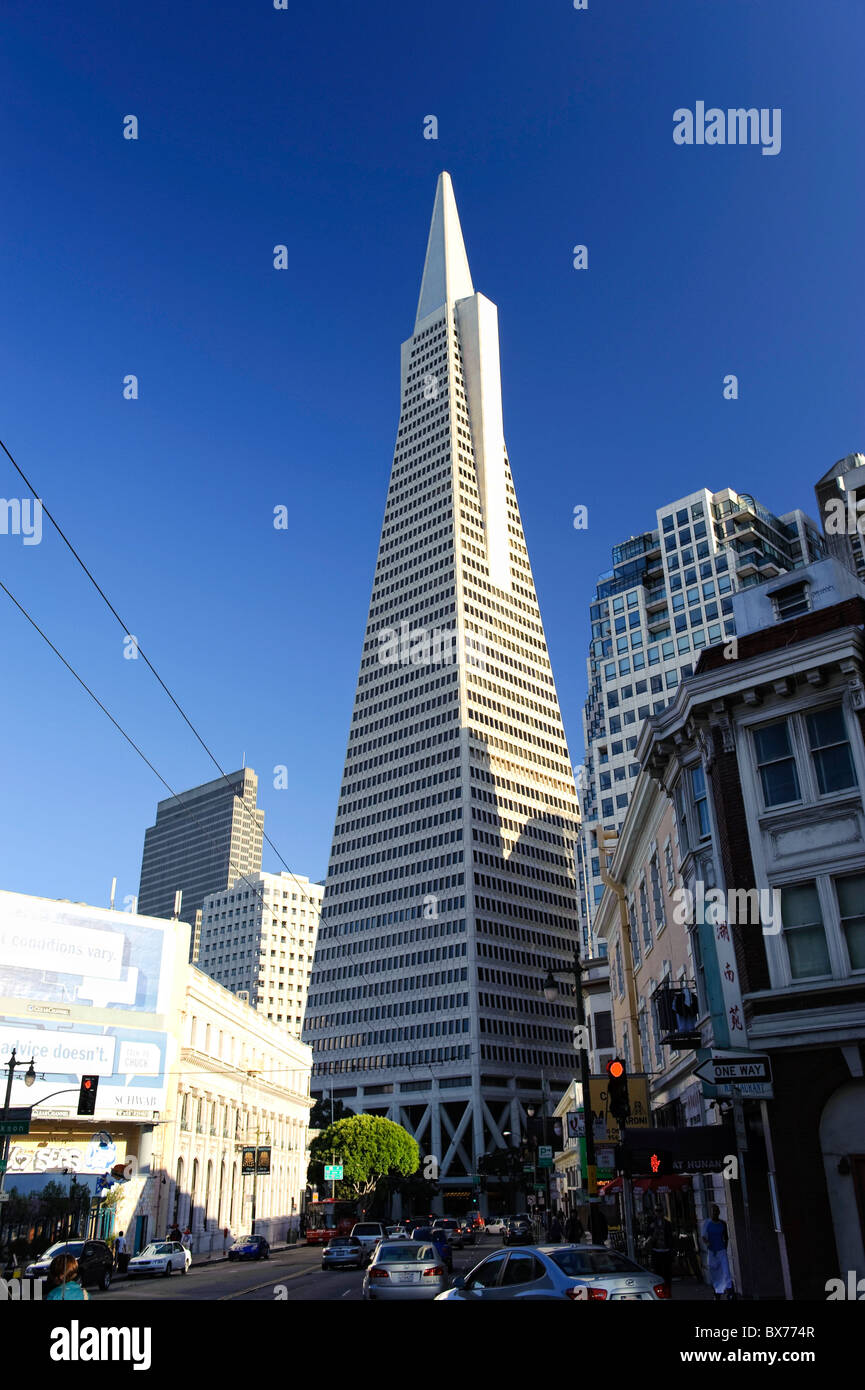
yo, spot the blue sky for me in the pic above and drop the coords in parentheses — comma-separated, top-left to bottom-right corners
(1, 0, 862, 908)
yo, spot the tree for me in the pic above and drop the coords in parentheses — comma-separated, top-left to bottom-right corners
(308, 1115, 419, 1199)
(309, 1095, 353, 1130)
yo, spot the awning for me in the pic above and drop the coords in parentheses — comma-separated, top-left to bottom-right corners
(599, 1174, 692, 1194)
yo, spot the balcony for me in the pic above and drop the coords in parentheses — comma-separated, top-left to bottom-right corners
(652, 981, 702, 1048)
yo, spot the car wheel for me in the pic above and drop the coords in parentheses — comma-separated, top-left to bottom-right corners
(164, 1262, 172, 1276)
(101, 1269, 111, 1291)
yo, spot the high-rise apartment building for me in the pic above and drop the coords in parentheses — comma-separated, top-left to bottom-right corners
(303, 174, 582, 1196)
(197, 870, 323, 1035)
(580, 488, 825, 936)
(138, 768, 265, 958)
(815, 452, 865, 582)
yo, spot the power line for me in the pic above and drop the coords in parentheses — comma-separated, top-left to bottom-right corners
(0, 433, 328, 923)
(0, 576, 305, 946)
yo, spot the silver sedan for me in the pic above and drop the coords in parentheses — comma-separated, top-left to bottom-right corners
(435, 1244, 668, 1301)
(362, 1240, 450, 1301)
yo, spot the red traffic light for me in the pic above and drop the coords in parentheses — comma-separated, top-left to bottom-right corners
(606, 1060, 625, 1079)
(650, 1153, 661, 1173)
(83, 1078, 93, 1090)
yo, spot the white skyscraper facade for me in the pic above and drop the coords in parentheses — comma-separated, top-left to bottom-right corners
(198, 870, 324, 1035)
(303, 174, 583, 1199)
(580, 487, 825, 936)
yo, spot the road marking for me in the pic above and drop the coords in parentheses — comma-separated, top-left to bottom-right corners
(218, 1267, 312, 1301)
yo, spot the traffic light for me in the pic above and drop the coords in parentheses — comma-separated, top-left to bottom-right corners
(77, 1075, 99, 1116)
(605, 1058, 630, 1124)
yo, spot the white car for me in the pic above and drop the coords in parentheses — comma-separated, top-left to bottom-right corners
(485, 1217, 508, 1236)
(127, 1241, 191, 1277)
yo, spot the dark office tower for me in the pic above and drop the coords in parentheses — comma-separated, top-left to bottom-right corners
(303, 174, 583, 1202)
(138, 768, 264, 959)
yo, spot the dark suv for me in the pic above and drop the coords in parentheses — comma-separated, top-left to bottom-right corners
(25, 1239, 114, 1290)
(502, 1216, 534, 1247)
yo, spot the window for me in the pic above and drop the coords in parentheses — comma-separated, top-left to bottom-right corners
(691, 765, 711, 839)
(806, 707, 857, 795)
(772, 581, 810, 621)
(835, 873, 865, 970)
(502, 1252, 544, 1286)
(754, 721, 800, 807)
(780, 882, 830, 980)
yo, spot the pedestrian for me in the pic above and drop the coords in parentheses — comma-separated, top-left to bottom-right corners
(114, 1229, 130, 1274)
(702, 1204, 735, 1300)
(547, 1213, 563, 1243)
(168, 1223, 182, 1243)
(565, 1212, 584, 1245)
(650, 1210, 674, 1294)
(45, 1253, 89, 1301)
(181, 1227, 192, 1251)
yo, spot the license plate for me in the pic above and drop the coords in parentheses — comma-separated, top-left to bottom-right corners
(614, 1293, 645, 1300)
(391, 1272, 418, 1284)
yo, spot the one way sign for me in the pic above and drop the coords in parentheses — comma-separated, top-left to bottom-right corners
(694, 1054, 773, 1085)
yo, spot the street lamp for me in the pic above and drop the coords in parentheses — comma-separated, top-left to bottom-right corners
(0, 1050, 38, 1213)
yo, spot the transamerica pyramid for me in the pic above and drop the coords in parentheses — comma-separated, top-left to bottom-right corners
(304, 173, 583, 1205)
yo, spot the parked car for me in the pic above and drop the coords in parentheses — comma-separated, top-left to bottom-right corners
(485, 1216, 508, 1236)
(321, 1236, 365, 1270)
(227, 1234, 270, 1261)
(363, 1240, 449, 1301)
(350, 1222, 389, 1261)
(502, 1216, 534, 1246)
(409, 1226, 453, 1272)
(432, 1217, 465, 1249)
(127, 1241, 191, 1277)
(25, 1239, 113, 1291)
(436, 1244, 669, 1301)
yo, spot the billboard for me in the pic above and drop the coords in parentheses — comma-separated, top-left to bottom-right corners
(0, 891, 187, 1121)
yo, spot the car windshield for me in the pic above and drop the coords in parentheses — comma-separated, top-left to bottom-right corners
(551, 1249, 644, 1277)
(376, 1243, 432, 1262)
(42, 1242, 84, 1260)
(140, 1244, 171, 1256)
(353, 1225, 381, 1235)
(234, 1236, 256, 1244)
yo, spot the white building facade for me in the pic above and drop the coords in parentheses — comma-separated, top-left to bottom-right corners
(304, 173, 583, 1205)
(197, 870, 323, 1035)
(160, 968, 313, 1253)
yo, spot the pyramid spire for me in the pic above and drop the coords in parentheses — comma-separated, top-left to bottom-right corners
(414, 171, 474, 329)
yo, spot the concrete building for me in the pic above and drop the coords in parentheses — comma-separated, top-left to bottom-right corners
(160, 967, 312, 1253)
(137, 768, 265, 960)
(197, 870, 324, 1035)
(815, 451, 865, 583)
(304, 173, 583, 1206)
(580, 489, 825, 940)
(632, 554, 865, 1299)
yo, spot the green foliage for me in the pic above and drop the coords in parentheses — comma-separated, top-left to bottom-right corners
(309, 1114, 419, 1197)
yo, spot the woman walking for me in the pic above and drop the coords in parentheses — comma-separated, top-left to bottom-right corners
(702, 1204, 735, 1299)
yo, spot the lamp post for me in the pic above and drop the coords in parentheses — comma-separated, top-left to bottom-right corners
(542, 954, 601, 1243)
(0, 1049, 36, 1200)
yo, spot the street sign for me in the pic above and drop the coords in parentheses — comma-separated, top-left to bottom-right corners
(0, 1110, 30, 1137)
(0, 1191, 10, 1203)
(523, 1163, 534, 1174)
(538, 1145, 553, 1170)
(694, 1054, 772, 1086)
(324, 1164, 343, 1181)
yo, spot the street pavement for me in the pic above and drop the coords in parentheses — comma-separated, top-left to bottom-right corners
(97, 1236, 716, 1302)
